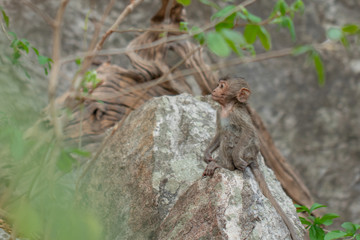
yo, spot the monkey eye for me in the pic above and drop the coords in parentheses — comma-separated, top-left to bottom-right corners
(219, 83, 224, 89)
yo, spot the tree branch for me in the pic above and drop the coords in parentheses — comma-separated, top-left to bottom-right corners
(48, 0, 70, 139)
(21, 0, 56, 27)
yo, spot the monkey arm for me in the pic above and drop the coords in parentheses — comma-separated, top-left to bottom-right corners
(203, 133, 220, 163)
(203, 111, 221, 163)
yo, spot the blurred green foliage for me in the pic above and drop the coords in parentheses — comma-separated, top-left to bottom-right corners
(0, 6, 104, 240)
(296, 203, 360, 240)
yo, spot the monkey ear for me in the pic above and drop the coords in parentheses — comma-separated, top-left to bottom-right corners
(237, 88, 251, 103)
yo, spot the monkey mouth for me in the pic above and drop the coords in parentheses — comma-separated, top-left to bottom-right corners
(211, 94, 222, 101)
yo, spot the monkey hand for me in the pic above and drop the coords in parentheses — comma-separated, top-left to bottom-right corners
(202, 161, 220, 177)
(203, 152, 214, 163)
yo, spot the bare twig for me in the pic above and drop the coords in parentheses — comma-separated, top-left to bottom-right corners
(48, 0, 70, 139)
(0, 20, 11, 40)
(96, 0, 145, 51)
(69, 0, 144, 106)
(114, 27, 186, 34)
(125, 46, 202, 95)
(21, 0, 56, 27)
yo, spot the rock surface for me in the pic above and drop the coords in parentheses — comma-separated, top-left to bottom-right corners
(80, 94, 303, 240)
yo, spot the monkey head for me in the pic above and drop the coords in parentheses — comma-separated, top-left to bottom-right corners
(211, 77, 251, 106)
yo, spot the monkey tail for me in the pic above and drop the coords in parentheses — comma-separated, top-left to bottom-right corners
(250, 162, 300, 240)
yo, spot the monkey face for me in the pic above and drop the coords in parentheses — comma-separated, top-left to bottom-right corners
(211, 80, 228, 105)
(212, 78, 251, 106)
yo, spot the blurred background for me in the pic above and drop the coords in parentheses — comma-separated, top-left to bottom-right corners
(0, 0, 359, 226)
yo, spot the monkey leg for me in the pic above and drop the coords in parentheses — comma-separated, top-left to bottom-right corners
(232, 150, 249, 171)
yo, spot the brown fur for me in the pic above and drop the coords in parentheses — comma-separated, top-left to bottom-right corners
(203, 77, 299, 240)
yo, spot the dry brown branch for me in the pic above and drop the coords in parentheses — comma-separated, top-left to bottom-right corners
(114, 28, 186, 34)
(21, 0, 56, 27)
(48, 0, 70, 139)
(96, 0, 145, 51)
(60, 0, 256, 65)
(105, 41, 336, 99)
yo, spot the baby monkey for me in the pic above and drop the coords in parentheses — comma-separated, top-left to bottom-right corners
(203, 76, 299, 240)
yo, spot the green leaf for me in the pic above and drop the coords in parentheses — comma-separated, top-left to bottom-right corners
(67, 148, 91, 157)
(272, 0, 288, 16)
(324, 231, 348, 240)
(310, 203, 327, 213)
(179, 21, 189, 31)
(247, 12, 262, 23)
(299, 217, 312, 226)
(341, 222, 357, 234)
(273, 16, 296, 40)
(8, 31, 17, 39)
(206, 31, 231, 57)
(236, 11, 247, 20)
(176, 0, 191, 6)
(355, 223, 360, 230)
(221, 29, 245, 55)
(12, 50, 21, 62)
(318, 213, 339, 226)
(312, 53, 325, 86)
(292, 45, 313, 56)
(340, 35, 350, 48)
(32, 47, 39, 56)
(10, 39, 19, 48)
(215, 13, 236, 30)
(285, 16, 296, 40)
(199, 0, 220, 10)
(57, 151, 77, 173)
(38, 55, 50, 65)
(75, 58, 82, 66)
(244, 24, 259, 44)
(327, 28, 342, 41)
(309, 225, 325, 240)
(294, 204, 310, 213)
(211, 5, 235, 20)
(291, 0, 305, 14)
(258, 26, 271, 50)
(18, 40, 30, 53)
(356, 235, 360, 240)
(191, 26, 205, 45)
(1, 9, 9, 28)
(342, 24, 359, 34)
(245, 44, 256, 56)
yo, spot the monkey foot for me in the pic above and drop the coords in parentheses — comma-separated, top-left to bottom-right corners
(202, 161, 220, 177)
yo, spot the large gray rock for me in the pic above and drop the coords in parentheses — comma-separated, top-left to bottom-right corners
(80, 94, 303, 240)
